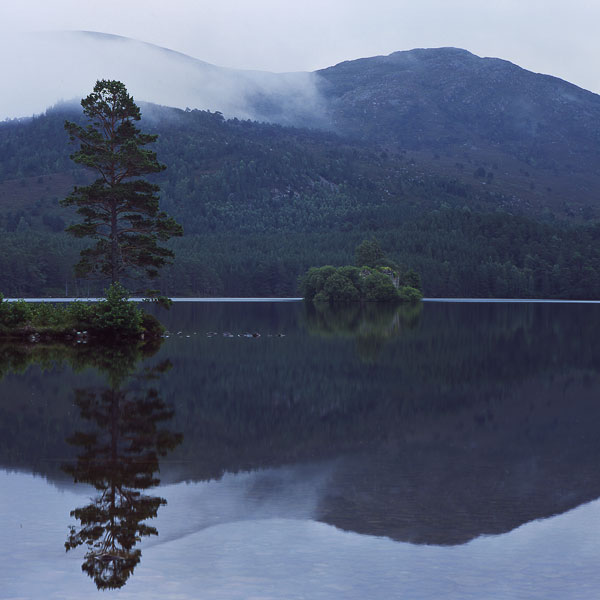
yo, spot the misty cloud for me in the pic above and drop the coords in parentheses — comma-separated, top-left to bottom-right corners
(0, 31, 329, 124)
(2, 0, 600, 97)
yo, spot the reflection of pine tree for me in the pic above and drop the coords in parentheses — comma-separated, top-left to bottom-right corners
(64, 360, 182, 590)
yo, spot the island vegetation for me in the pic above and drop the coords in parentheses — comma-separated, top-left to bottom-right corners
(0, 80, 180, 341)
(0, 283, 163, 342)
(300, 239, 423, 303)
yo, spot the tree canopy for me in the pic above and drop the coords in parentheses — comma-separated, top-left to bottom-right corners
(355, 239, 385, 268)
(62, 80, 182, 285)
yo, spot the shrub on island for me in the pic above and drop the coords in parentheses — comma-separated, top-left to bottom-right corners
(0, 283, 163, 342)
(299, 265, 422, 303)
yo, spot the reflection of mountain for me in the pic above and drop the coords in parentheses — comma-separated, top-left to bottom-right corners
(111, 302, 600, 546)
(3, 302, 600, 548)
(63, 360, 182, 589)
(319, 372, 600, 545)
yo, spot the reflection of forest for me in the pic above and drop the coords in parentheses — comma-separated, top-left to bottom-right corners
(2, 302, 600, 547)
(303, 302, 422, 339)
(303, 302, 422, 361)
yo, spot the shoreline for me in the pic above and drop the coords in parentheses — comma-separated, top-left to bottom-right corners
(3, 297, 600, 304)
(3, 297, 305, 303)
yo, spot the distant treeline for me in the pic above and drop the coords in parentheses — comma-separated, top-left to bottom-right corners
(1, 105, 599, 298)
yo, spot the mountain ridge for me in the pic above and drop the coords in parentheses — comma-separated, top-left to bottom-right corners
(317, 45, 600, 154)
(2, 35, 600, 298)
(4, 33, 600, 188)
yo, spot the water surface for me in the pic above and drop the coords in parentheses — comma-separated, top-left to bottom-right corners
(1, 301, 599, 598)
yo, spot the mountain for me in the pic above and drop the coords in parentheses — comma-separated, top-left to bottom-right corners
(2, 102, 600, 299)
(319, 47, 600, 159)
(2, 35, 600, 298)
(318, 47, 600, 216)
(4, 33, 599, 217)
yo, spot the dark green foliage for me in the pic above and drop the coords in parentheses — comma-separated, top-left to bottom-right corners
(299, 265, 421, 303)
(299, 266, 337, 301)
(62, 81, 182, 283)
(26, 302, 63, 327)
(0, 296, 32, 327)
(87, 283, 143, 338)
(398, 286, 424, 302)
(2, 104, 600, 299)
(355, 238, 385, 268)
(404, 269, 421, 290)
(0, 283, 162, 340)
(362, 270, 400, 302)
(300, 238, 422, 303)
(140, 313, 164, 339)
(323, 270, 361, 302)
(301, 266, 345, 302)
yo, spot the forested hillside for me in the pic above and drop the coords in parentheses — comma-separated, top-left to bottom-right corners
(1, 103, 600, 298)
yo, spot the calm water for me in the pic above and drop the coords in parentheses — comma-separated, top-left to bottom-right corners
(1, 300, 600, 599)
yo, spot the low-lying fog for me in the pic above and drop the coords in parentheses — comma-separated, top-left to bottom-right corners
(0, 30, 329, 125)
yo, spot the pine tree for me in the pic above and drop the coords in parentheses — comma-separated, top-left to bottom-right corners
(62, 80, 183, 284)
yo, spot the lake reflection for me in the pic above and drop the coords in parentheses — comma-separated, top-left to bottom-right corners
(1, 300, 600, 598)
(63, 356, 181, 589)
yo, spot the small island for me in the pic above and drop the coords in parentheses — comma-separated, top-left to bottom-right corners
(0, 283, 164, 343)
(299, 239, 423, 303)
(0, 80, 180, 345)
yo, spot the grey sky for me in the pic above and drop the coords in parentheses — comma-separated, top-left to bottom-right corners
(1, 0, 599, 103)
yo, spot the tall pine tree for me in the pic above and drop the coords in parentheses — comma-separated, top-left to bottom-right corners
(62, 80, 182, 285)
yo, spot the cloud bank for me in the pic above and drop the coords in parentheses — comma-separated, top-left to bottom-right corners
(0, 31, 328, 123)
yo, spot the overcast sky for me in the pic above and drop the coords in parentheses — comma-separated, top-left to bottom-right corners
(1, 0, 599, 94)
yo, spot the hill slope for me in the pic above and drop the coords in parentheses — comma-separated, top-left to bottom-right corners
(1, 104, 600, 299)
(318, 47, 600, 216)
(2, 40, 600, 297)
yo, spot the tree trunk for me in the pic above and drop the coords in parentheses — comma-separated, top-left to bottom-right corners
(111, 202, 119, 284)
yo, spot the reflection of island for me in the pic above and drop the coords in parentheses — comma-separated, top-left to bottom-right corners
(303, 302, 422, 360)
(63, 358, 182, 590)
